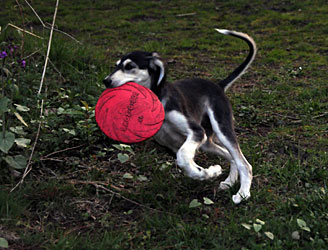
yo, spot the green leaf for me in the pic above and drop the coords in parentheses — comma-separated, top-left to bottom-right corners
(81, 100, 89, 111)
(264, 232, 274, 240)
(113, 144, 134, 154)
(137, 175, 148, 182)
(255, 218, 265, 225)
(10, 126, 27, 135)
(202, 214, 210, 219)
(0, 132, 15, 153)
(297, 218, 311, 232)
(118, 153, 129, 163)
(123, 173, 133, 179)
(241, 223, 252, 230)
(4, 155, 27, 169)
(14, 112, 28, 127)
(203, 197, 214, 205)
(0, 237, 9, 248)
(189, 199, 202, 208)
(63, 128, 76, 136)
(15, 138, 31, 148)
(253, 223, 262, 232)
(14, 104, 30, 112)
(0, 97, 10, 115)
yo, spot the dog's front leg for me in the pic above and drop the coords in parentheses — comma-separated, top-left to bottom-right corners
(176, 135, 222, 180)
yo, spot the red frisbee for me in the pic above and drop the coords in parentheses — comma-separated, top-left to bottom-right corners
(95, 82, 164, 143)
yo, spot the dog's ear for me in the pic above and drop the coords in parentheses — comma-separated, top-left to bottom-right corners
(149, 52, 165, 86)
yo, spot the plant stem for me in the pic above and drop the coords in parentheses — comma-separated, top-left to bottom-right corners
(1, 60, 6, 139)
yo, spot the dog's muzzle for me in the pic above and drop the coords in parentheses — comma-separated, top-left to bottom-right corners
(103, 78, 112, 88)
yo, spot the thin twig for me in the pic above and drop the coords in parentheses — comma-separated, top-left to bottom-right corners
(48, 27, 82, 45)
(313, 112, 328, 119)
(40, 144, 85, 160)
(24, 0, 45, 26)
(176, 12, 197, 17)
(38, 0, 59, 95)
(15, 0, 26, 57)
(24, 0, 82, 44)
(22, 49, 42, 59)
(7, 23, 43, 39)
(48, 59, 66, 82)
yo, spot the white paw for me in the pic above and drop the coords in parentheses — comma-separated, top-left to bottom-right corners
(232, 192, 251, 204)
(206, 165, 222, 178)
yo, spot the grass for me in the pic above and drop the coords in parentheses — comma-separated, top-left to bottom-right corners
(0, 0, 327, 249)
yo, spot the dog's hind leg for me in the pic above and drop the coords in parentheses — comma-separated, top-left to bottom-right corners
(200, 138, 239, 190)
(207, 108, 253, 204)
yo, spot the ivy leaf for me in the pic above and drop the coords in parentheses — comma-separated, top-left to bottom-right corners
(0, 237, 9, 248)
(118, 153, 129, 163)
(0, 132, 15, 153)
(203, 197, 214, 205)
(3, 155, 27, 169)
(189, 199, 202, 208)
(253, 223, 262, 232)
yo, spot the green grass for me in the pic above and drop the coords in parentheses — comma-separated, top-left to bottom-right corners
(0, 0, 327, 249)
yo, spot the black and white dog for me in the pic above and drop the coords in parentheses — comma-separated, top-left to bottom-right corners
(103, 29, 256, 204)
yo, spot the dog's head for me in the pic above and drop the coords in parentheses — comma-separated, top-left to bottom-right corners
(103, 51, 165, 93)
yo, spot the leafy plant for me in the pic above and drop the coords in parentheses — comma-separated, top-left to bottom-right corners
(1, 40, 30, 170)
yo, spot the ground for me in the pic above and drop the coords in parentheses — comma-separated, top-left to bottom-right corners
(0, 0, 327, 249)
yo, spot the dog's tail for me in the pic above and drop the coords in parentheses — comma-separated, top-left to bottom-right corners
(215, 29, 257, 92)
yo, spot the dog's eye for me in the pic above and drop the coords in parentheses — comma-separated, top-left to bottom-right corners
(124, 63, 135, 71)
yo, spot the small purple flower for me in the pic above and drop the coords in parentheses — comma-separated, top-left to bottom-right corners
(21, 60, 26, 68)
(0, 51, 8, 58)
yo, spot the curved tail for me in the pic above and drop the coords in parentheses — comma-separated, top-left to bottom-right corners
(215, 29, 257, 92)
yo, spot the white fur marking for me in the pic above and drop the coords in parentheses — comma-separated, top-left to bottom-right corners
(215, 29, 230, 35)
(110, 68, 151, 88)
(207, 108, 252, 204)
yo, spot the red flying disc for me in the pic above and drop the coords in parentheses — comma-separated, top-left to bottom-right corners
(95, 82, 164, 143)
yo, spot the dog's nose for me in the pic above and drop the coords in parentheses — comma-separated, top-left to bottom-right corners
(103, 78, 112, 88)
